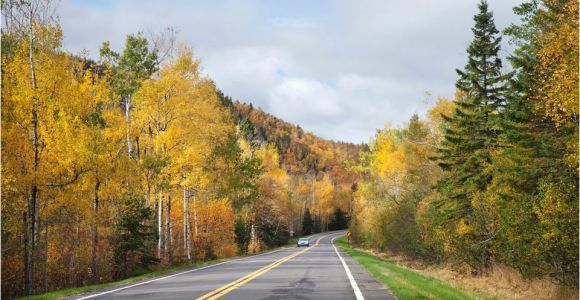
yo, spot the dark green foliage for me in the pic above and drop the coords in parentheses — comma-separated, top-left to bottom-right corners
(312, 214, 322, 234)
(234, 217, 251, 253)
(111, 195, 159, 280)
(435, 0, 511, 271)
(328, 209, 348, 230)
(216, 89, 234, 109)
(301, 208, 313, 235)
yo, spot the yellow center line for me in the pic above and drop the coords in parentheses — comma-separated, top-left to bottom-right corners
(195, 234, 328, 300)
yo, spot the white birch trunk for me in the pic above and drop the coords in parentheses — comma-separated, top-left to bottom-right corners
(91, 178, 100, 282)
(157, 192, 163, 259)
(183, 187, 191, 261)
(26, 8, 39, 294)
(124, 95, 133, 159)
(165, 195, 172, 263)
(193, 191, 198, 237)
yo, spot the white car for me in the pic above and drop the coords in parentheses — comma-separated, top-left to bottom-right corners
(297, 238, 310, 247)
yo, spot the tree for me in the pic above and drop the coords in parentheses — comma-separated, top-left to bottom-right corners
(329, 209, 348, 230)
(112, 195, 159, 280)
(434, 0, 511, 271)
(99, 33, 157, 160)
(485, 0, 579, 285)
(1, 1, 60, 294)
(302, 208, 313, 235)
(234, 216, 251, 253)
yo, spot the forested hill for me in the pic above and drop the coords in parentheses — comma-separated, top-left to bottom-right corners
(221, 94, 366, 187)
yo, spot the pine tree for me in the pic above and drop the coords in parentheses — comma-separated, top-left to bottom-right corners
(112, 195, 159, 280)
(435, 0, 511, 270)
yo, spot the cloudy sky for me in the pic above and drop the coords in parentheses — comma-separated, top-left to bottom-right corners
(58, 0, 523, 143)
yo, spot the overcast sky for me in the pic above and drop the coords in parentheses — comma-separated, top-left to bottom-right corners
(58, 0, 523, 143)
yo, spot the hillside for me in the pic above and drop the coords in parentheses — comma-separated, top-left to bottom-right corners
(225, 97, 366, 188)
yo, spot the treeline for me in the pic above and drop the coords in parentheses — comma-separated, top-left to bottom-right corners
(351, 0, 578, 288)
(0, 1, 358, 298)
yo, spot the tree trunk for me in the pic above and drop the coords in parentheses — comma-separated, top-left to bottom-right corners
(91, 178, 100, 283)
(43, 212, 48, 292)
(165, 195, 172, 264)
(193, 191, 198, 237)
(250, 224, 257, 251)
(157, 192, 163, 259)
(124, 95, 133, 159)
(146, 182, 151, 207)
(23, 212, 31, 295)
(183, 187, 191, 261)
(26, 8, 40, 294)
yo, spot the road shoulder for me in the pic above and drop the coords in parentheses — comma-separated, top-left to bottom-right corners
(332, 237, 396, 300)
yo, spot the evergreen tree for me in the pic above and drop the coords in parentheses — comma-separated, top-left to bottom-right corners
(329, 209, 348, 230)
(435, 0, 511, 270)
(111, 195, 159, 280)
(234, 217, 251, 253)
(301, 208, 313, 235)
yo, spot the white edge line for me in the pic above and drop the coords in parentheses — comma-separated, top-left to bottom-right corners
(76, 246, 293, 299)
(332, 236, 364, 300)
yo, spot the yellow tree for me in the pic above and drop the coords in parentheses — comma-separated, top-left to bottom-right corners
(133, 46, 232, 261)
(253, 145, 292, 247)
(2, 15, 120, 295)
(372, 126, 407, 200)
(535, 0, 579, 167)
(313, 175, 335, 231)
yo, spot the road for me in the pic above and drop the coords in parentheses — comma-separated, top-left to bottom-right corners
(73, 232, 395, 300)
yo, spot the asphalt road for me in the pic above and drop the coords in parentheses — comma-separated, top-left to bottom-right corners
(73, 232, 395, 300)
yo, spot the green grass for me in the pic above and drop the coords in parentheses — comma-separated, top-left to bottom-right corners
(335, 237, 482, 300)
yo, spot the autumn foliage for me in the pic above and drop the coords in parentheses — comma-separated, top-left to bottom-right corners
(350, 0, 578, 289)
(1, 1, 360, 298)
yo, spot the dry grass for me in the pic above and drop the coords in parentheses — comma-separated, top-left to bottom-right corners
(365, 248, 579, 300)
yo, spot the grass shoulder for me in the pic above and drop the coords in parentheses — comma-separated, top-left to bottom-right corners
(334, 237, 492, 300)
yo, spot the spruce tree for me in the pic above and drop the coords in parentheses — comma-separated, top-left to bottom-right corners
(435, 0, 511, 270)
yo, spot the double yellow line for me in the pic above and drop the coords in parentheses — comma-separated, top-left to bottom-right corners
(196, 235, 326, 300)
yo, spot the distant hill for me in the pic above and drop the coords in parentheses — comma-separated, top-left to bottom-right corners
(218, 92, 366, 187)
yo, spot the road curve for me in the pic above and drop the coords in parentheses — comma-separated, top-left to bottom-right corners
(71, 231, 394, 300)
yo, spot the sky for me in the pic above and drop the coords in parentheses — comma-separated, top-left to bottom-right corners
(58, 0, 523, 143)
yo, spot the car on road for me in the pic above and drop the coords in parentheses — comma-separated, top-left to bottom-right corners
(297, 237, 310, 247)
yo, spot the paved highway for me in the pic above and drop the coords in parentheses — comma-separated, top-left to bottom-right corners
(72, 232, 395, 300)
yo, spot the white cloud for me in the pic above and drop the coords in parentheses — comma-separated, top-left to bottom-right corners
(57, 0, 523, 143)
(203, 46, 292, 105)
(270, 78, 342, 120)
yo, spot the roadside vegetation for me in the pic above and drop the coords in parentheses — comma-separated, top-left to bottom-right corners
(349, 1, 578, 297)
(335, 237, 481, 300)
(1, 1, 354, 298)
(2, 0, 577, 299)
